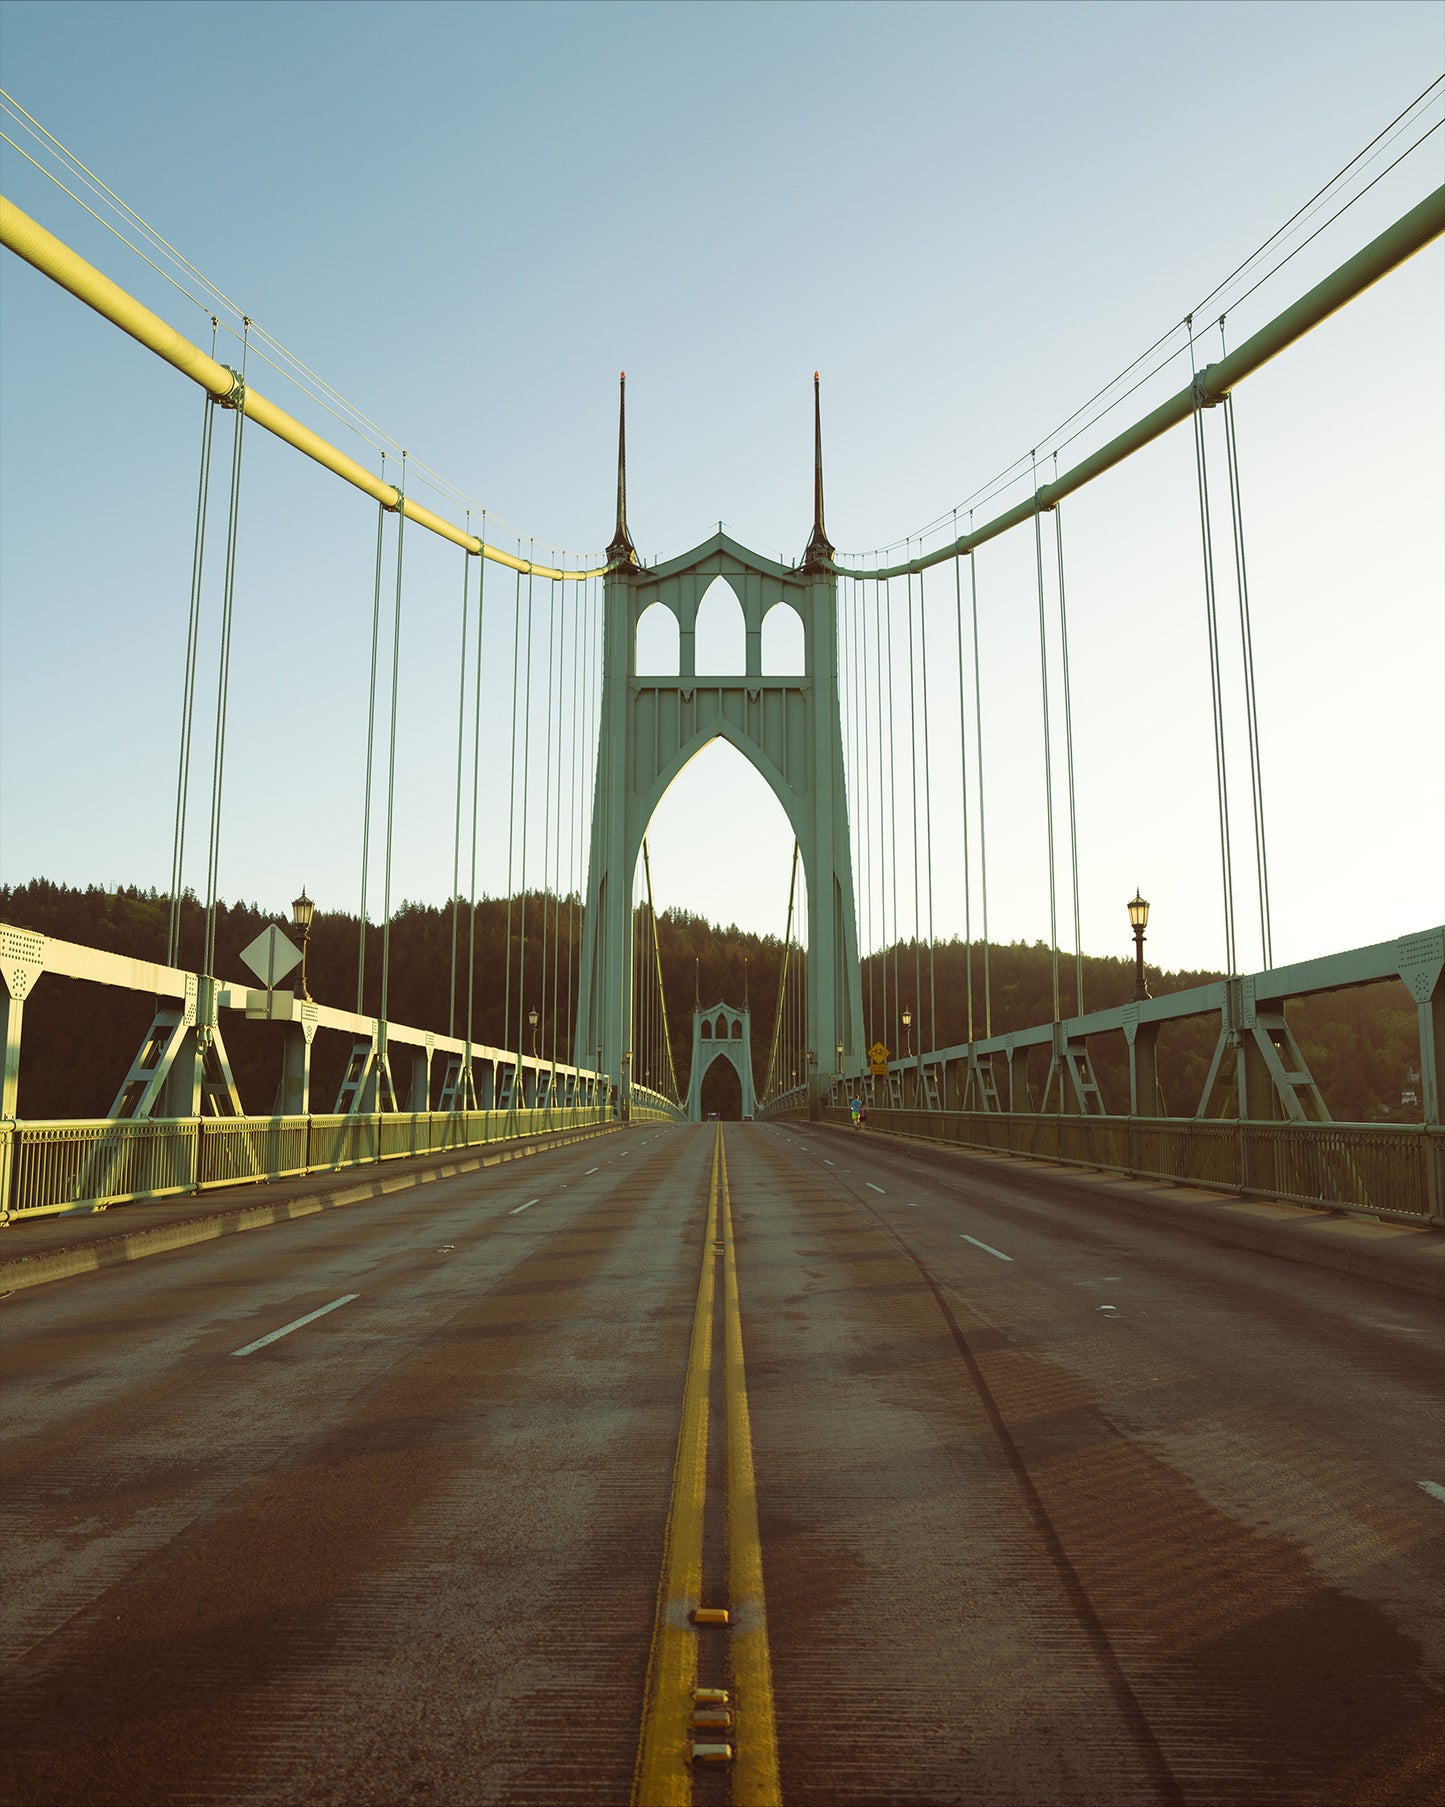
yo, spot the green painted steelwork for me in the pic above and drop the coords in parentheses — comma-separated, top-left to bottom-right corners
(575, 385, 866, 1117)
(686, 1004, 758, 1122)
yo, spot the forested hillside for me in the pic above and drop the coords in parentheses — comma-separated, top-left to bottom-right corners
(1, 879, 1422, 1123)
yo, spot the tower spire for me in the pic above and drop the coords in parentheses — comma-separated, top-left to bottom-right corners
(607, 370, 638, 568)
(801, 370, 834, 572)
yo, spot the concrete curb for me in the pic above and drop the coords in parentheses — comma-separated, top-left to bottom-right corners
(814, 1122, 1445, 1301)
(0, 1122, 622, 1297)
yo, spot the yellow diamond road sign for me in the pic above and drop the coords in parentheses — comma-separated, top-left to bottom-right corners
(868, 1040, 890, 1074)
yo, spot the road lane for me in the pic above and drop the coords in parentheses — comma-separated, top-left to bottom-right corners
(746, 1122, 1445, 1806)
(2, 1119, 1442, 1806)
(1, 1126, 709, 1806)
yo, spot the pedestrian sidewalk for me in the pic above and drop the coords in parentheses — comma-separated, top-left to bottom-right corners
(819, 1122, 1445, 1300)
(0, 1120, 621, 1296)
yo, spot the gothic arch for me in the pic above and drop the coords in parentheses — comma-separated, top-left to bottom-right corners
(635, 601, 680, 676)
(761, 600, 805, 676)
(694, 576, 745, 675)
(575, 516, 864, 1109)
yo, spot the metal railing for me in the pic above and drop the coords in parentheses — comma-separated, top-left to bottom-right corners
(823, 1107, 1444, 1226)
(757, 1086, 808, 1121)
(1, 1105, 609, 1222)
(628, 1084, 686, 1123)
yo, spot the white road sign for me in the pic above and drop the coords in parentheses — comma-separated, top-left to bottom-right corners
(239, 924, 302, 989)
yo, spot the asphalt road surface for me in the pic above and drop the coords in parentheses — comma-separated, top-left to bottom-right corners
(2, 1122, 1442, 1807)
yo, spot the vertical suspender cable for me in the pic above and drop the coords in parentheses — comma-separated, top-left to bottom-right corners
(465, 518, 487, 1102)
(918, 563, 938, 1061)
(873, 569, 887, 1061)
(566, 575, 582, 1073)
(502, 563, 523, 1090)
(952, 528, 974, 1045)
(539, 577, 558, 1073)
(357, 466, 386, 1013)
(449, 525, 471, 1039)
(550, 580, 566, 1074)
(1220, 338, 1273, 969)
(907, 566, 923, 1063)
(200, 323, 250, 1009)
(884, 576, 901, 1055)
(859, 575, 875, 1056)
(847, 576, 862, 1061)
(377, 450, 409, 1093)
(1188, 320, 1239, 978)
(1031, 453, 1061, 1029)
(515, 555, 537, 1088)
(168, 355, 217, 971)
(1052, 470, 1085, 1018)
(970, 536, 992, 1039)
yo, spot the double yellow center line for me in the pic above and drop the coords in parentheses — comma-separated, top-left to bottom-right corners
(632, 1124, 781, 1806)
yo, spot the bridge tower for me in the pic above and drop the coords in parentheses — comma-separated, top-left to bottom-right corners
(686, 1003, 757, 1122)
(574, 376, 866, 1116)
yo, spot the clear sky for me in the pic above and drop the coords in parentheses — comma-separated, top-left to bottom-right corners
(0, 0, 1441, 981)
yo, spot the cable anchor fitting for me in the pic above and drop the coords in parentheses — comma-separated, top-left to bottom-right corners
(216, 368, 247, 412)
(1190, 370, 1223, 410)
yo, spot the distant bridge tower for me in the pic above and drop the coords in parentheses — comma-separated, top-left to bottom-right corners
(574, 375, 865, 1116)
(686, 1002, 757, 1121)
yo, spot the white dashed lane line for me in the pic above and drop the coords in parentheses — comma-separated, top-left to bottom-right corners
(584, 1167, 600, 1175)
(509, 1198, 541, 1215)
(232, 1294, 360, 1357)
(1418, 1481, 1445, 1506)
(961, 1235, 1012, 1262)
(866, 1183, 886, 1194)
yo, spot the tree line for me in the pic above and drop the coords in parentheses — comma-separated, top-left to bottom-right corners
(0, 878, 1421, 1123)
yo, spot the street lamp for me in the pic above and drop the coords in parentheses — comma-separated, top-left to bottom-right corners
(835, 1040, 844, 1073)
(902, 1004, 913, 1058)
(1128, 891, 1151, 1001)
(528, 1006, 540, 1059)
(290, 887, 315, 1002)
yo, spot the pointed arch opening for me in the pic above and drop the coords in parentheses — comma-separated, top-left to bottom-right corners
(761, 600, 805, 676)
(638, 736, 805, 1112)
(635, 601, 680, 676)
(694, 576, 745, 676)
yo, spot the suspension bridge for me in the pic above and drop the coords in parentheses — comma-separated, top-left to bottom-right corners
(1, 127, 1443, 1807)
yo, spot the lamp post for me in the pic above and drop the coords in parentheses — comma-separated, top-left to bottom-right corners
(529, 1006, 539, 1060)
(1128, 891, 1151, 1001)
(902, 1005, 913, 1058)
(290, 888, 315, 1002)
(835, 1040, 844, 1073)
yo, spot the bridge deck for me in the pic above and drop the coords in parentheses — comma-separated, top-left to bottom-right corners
(2, 1124, 1441, 1805)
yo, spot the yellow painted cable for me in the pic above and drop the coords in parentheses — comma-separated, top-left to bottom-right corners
(0, 193, 605, 580)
